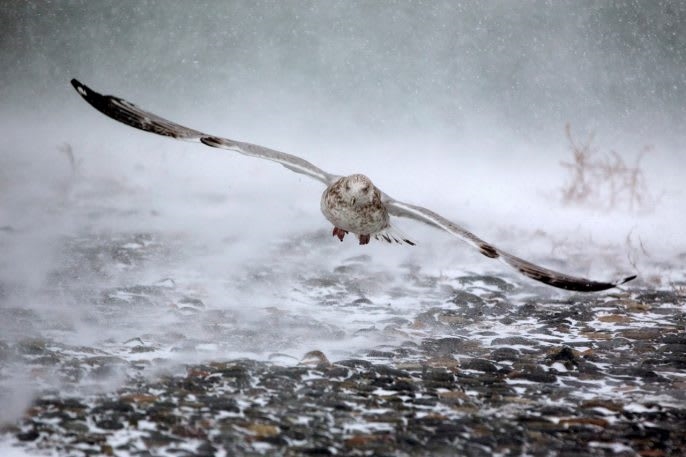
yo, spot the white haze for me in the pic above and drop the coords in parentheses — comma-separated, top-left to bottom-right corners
(1, 0, 685, 425)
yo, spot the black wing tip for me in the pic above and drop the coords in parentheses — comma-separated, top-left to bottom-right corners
(618, 274, 637, 286)
(70, 78, 102, 105)
(71, 79, 85, 95)
(552, 273, 637, 293)
(70, 78, 89, 95)
(510, 260, 638, 293)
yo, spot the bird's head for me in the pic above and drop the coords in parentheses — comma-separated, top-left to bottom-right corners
(341, 174, 375, 207)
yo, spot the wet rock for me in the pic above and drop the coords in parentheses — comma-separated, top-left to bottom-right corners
(95, 418, 124, 430)
(16, 338, 50, 355)
(448, 290, 486, 306)
(297, 446, 334, 455)
(659, 344, 686, 354)
(207, 397, 240, 413)
(421, 337, 480, 356)
(545, 346, 580, 368)
(490, 347, 521, 361)
(610, 367, 668, 382)
(300, 350, 331, 367)
(8, 345, 686, 457)
(215, 363, 253, 389)
(509, 365, 557, 383)
(130, 345, 156, 353)
(421, 367, 456, 389)
(462, 358, 499, 373)
(193, 441, 218, 457)
(16, 429, 40, 441)
(178, 296, 205, 308)
(597, 313, 633, 324)
(388, 379, 416, 392)
(91, 400, 134, 415)
(619, 328, 665, 340)
(3, 229, 686, 457)
(457, 275, 515, 291)
(143, 430, 184, 448)
(365, 349, 395, 359)
(538, 303, 595, 324)
(60, 420, 90, 434)
(661, 334, 686, 345)
(596, 337, 632, 350)
(635, 291, 681, 303)
(491, 336, 539, 347)
(372, 365, 409, 378)
(35, 397, 88, 411)
(323, 366, 349, 378)
(350, 297, 373, 306)
(336, 359, 373, 369)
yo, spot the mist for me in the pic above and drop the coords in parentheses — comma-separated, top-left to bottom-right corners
(1, 0, 685, 437)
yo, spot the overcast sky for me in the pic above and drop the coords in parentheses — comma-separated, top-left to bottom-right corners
(2, 1, 685, 145)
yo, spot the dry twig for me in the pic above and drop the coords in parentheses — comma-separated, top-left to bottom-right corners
(560, 124, 657, 212)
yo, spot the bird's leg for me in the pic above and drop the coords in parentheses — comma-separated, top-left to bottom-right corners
(358, 234, 371, 245)
(332, 227, 348, 242)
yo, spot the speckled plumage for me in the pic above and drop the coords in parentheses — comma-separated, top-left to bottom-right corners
(320, 174, 389, 243)
(71, 79, 637, 292)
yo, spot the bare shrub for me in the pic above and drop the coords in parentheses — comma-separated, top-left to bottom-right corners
(560, 124, 658, 212)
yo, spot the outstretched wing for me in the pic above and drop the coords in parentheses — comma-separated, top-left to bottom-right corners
(382, 196, 636, 292)
(71, 80, 636, 292)
(70, 79, 338, 185)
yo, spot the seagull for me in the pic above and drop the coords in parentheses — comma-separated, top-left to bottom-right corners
(70, 79, 636, 292)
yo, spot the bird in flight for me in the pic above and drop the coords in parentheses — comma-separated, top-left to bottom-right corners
(70, 79, 636, 292)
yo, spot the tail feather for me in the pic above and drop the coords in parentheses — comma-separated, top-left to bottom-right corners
(373, 226, 415, 246)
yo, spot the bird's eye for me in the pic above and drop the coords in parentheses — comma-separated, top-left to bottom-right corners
(345, 184, 350, 191)
(362, 185, 370, 193)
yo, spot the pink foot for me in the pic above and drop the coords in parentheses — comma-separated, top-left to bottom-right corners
(358, 234, 371, 245)
(332, 227, 348, 242)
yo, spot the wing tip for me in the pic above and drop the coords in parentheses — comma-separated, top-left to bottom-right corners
(559, 273, 637, 292)
(617, 274, 637, 286)
(70, 78, 89, 98)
